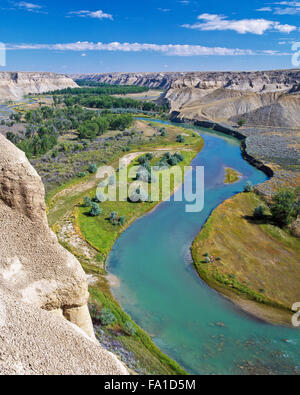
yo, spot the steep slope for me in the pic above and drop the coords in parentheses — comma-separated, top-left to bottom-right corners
(73, 70, 300, 128)
(0, 72, 77, 102)
(0, 134, 127, 375)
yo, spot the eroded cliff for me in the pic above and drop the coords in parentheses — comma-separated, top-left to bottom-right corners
(0, 134, 127, 375)
(73, 70, 300, 128)
(0, 72, 77, 101)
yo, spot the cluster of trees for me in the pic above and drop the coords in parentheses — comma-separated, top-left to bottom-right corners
(157, 152, 184, 169)
(77, 113, 133, 141)
(244, 183, 300, 228)
(109, 212, 126, 226)
(55, 82, 149, 95)
(269, 188, 300, 227)
(62, 94, 164, 113)
(6, 104, 134, 157)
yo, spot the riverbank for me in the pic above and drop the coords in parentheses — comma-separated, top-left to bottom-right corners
(191, 192, 300, 326)
(170, 116, 300, 325)
(48, 119, 203, 374)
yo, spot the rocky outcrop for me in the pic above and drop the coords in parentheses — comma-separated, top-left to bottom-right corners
(73, 69, 300, 128)
(73, 69, 300, 92)
(0, 72, 77, 102)
(0, 134, 127, 374)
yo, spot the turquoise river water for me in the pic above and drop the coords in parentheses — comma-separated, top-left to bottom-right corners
(108, 119, 300, 375)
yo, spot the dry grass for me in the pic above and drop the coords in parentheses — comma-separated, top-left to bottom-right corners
(192, 192, 300, 311)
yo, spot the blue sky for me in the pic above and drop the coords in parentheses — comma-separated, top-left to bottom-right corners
(1, 0, 300, 73)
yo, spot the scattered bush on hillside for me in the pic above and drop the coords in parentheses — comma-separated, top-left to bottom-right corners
(270, 188, 299, 227)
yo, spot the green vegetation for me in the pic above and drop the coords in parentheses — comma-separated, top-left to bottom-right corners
(191, 192, 300, 319)
(253, 205, 265, 219)
(270, 188, 300, 228)
(176, 134, 185, 143)
(62, 94, 165, 113)
(89, 202, 102, 217)
(224, 167, 241, 184)
(243, 181, 254, 192)
(47, 120, 203, 374)
(77, 150, 199, 261)
(58, 81, 150, 95)
(89, 287, 186, 375)
(87, 164, 98, 174)
(238, 119, 246, 127)
(6, 104, 135, 158)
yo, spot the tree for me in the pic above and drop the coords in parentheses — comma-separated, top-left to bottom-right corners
(253, 205, 265, 220)
(176, 135, 185, 143)
(96, 117, 109, 135)
(89, 202, 102, 217)
(137, 156, 148, 165)
(109, 211, 119, 225)
(270, 188, 299, 227)
(119, 216, 126, 226)
(88, 163, 98, 174)
(100, 308, 116, 326)
(145, 153, 153, 161)
(83, 196, 92, 207)
(244, 181, 253, 193)
(123, 321, 136, 336)
(238, 119, 246, 127)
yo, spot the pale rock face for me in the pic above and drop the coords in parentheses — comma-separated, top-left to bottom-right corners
(0, 134, 127, 374)
(73, 69, 300, 127)
(0, 72, 77, 101)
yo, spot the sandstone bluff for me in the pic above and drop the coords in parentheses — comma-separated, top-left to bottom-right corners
(0, 134, 127, 375)
(0, 72, 77, 101)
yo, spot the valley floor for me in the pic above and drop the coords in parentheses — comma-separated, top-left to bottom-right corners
(47, 119, 203, 374)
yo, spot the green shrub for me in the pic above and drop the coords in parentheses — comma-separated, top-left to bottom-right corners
(78, 172, 86, 178)
(89, 203, 102, 217)
(244, 181, 253, 193)
(145, 153, 153, 161)
(270, 188, 299, 227)
(176, 135, 185, 143)
(100, 308, 116, 326)
(88, 163, 98, 174)
(253, 205, 265, 219)
(119, 216, 126, 226)
(109, 211, 119, 225)
(123, 321, 137, 336)
(83, 196, 92, 207)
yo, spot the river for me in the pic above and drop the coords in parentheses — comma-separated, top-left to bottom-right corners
(107, 119, 300, 375)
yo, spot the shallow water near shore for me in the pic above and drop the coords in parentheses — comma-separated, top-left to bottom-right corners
(108, 120, 300, 375)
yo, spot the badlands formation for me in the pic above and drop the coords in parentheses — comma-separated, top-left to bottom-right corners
(74, 70, 300, 128)
(0, 134, 127, 375)
(0, 72, 77, 101)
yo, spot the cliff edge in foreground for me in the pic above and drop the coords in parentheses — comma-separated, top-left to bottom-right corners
(0, 134, 127, 375)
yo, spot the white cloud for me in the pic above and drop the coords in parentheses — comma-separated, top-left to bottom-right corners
(256, 7, 273, 11)
(14, 1, 42, 11)
(68, 9, 113, 20)
(182, 13, 297, 34)
(258, 2, 300, 15)
(6, 41, 289, 56)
